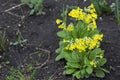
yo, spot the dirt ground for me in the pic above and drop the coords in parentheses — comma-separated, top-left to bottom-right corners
(0, 0, 120, 80)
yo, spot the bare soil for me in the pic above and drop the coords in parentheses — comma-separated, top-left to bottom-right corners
(0, 0, 120, 80)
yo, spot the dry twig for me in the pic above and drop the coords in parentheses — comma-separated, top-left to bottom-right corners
(4, 3, 25, 12)
(33, 48, 51, 69)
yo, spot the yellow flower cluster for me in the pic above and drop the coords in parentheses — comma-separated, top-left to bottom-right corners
(68, 4, 97, 31)
(68, 7, 84, 21)
(65, 34, 103, 52)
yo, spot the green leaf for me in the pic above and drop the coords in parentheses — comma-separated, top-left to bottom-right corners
(73, 71, 81, 79)
(65, 51, 81, 63)
(64, 52, 72, 61)
(64, 69, 76, 75)
(88, 29, 99, 37)
(55, 48, 62, 53)
(98, 58, 107, 66)
(89, 50, 97, 61)
(84, 57, 90, 65)
(95, 69, 105, 78)
(66, 62, 81, 68)
(76, 21, 87, 38)
(71, 52, 80, 62)
(55, 54, 63, 61)
(86, 67, 93, 74)
(57, 31, 66, 39)
(100, 68, 110, 73)
(55, 49, 69, 61)
(81, 69, 86, 76)
(28, 4, 34, 8)
(89, 48, 102, 60)
(21, 39, 27, 43)
(71, 28, 77, 38)
(85, 74, 89, 78)
(30, 9, 35, 15)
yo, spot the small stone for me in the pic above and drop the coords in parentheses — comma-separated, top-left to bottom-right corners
(18, 24, 21, 27)
(99, 17, 103, 21)
(0, 65, 2, 69)
(7, 26, 10, 28)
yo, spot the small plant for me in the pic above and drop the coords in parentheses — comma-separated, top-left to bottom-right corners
(0, 31, 7, 61)
(56, 4, 109, 79)
(115, 0, 120, 25)
(10, 30, 27, 46)
(7, 65, 37, 80)
(21, 0, 44, 15)
(0, 31, 7, 52)
(90, 0, 112, 15)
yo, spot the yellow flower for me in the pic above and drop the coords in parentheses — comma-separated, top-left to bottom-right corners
(76, 45, 86, 52)
(92, 24, 97, 30)
(93, 34, 103, 41)
(63, 39, 67, 43)
(78, 10, 84, 20)
(65, 47, 69, 50)
(90, 61, 94, 65)
(66, 26, 74, 31)
(94, 64, 97, 68)
(56, 19, 62, 24)
(58, 24, 65, 29)
(89, 4, 94, 9)
(90, 61, 96, 68)
(84, 14, 92, 23)
(68, 9, 79, 19)
(69, 44, 76, 51)
(87, 23, 92, 31)
(91, 13, 97, 19)
(99, 34, 103, 41)
(85, 38, 91, 44)
(99, 54, 103, 58)
(77, 39, 84, 45)
(68, 7, 84, 21)
(87, 27, 90, 31)
(90, 9, 96, 13)
(89, 39, 98, 50)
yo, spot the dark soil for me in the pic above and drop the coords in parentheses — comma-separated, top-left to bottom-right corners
(0, 0, 120, 80)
